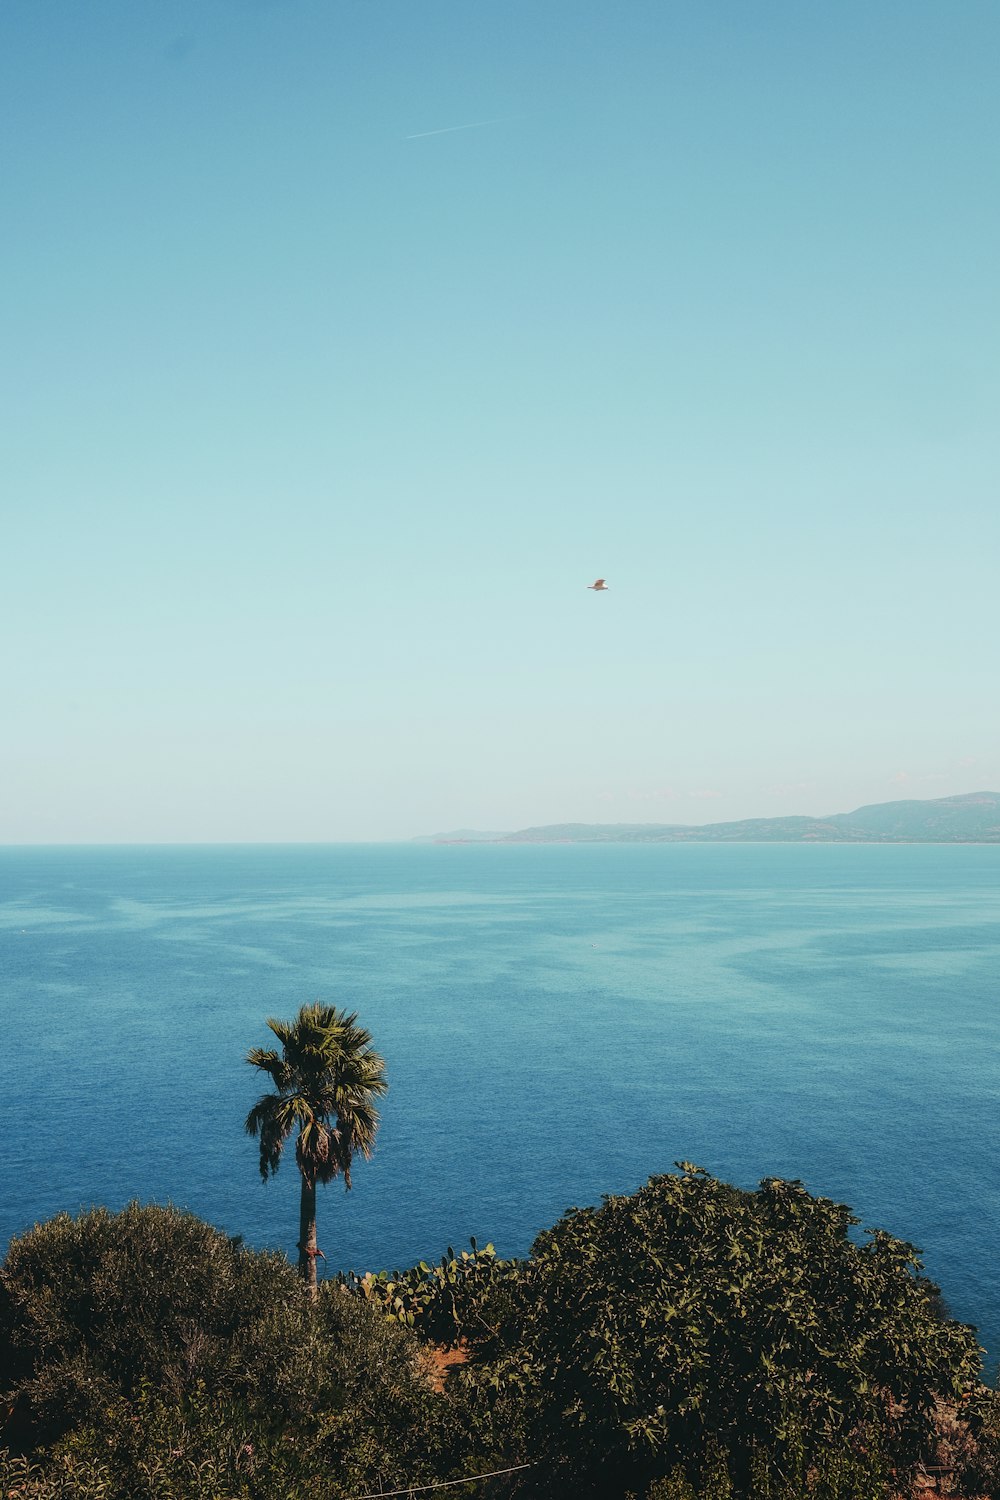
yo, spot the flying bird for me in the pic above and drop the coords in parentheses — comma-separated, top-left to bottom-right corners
(587, 578, 609, 591)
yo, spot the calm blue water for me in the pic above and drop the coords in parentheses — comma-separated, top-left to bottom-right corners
(2, 844, 998, 1367)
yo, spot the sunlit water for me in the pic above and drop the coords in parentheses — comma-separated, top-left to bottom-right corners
(3, 843, 998, 1367)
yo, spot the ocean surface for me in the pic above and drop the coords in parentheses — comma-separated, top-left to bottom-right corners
(2, 843, 998, 1368)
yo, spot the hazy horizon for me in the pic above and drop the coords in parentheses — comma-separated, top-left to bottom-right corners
(4, 2, 998, 842)
(0, 786, 997, 847)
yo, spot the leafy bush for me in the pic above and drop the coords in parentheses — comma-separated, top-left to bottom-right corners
(465, 1166, 986, 1497)
(337, 1236, 517, 1341)
(0, 1203, 323, 1444)
(312, 1287, 481, 1494)
(0, 1204, 474, 1498)
(4, 1187, 996, 1500)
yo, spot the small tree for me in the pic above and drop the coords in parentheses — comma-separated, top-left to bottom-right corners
(466, 1166, 986, 1496)
(0, 1203, 464, 1497)
(0, 1202, 318, 1446)
(245, 1003, 388, 1294)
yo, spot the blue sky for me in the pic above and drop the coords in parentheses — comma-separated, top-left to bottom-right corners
(3, 0, 998, 840)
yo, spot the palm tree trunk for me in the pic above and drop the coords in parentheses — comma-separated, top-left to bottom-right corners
(298, 1176, 318, 1296)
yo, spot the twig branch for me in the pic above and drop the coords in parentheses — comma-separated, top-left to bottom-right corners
(347, 1461, 534, 1499)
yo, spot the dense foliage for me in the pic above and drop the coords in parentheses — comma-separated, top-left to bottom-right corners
(2, 1177, 997, 1500)
(0, 1204, 470, 1498)
(0, 1203, 320, 1444)
(337, 1235, 517, 1340)
(459, 1167, 990, 1497)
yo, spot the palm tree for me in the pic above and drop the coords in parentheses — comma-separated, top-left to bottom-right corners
(245, 1002, 388, 1294)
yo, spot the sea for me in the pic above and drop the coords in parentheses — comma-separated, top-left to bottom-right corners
(2, 843, 998, 1368)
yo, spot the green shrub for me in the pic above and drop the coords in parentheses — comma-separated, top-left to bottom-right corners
(0, 1203, 321, 1444)
(465, 1166, 984, 1497)
(0, 1204, 475, 1498)
(4, 1186, 993, 1500)
(337, 1236, 517, 1343)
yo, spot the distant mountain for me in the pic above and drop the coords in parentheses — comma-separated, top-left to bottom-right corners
(416, 793, 1000, 845)
(410, 828, 513, 844)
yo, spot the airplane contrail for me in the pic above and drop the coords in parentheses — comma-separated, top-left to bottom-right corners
(405, 117, 508, 140)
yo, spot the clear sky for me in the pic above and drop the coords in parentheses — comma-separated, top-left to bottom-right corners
(3, 0, 998, 841)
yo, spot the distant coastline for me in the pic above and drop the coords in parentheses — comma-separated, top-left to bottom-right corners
(415, 791, 1000, 845)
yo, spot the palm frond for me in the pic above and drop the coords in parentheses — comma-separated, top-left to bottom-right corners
(245, 1093, 294, 1181)
(340, 1099, 381, 1158)
(244, 1094, 277, 1138)
(245, 1047, 293, 1090)
(266, 1014, 299, 1049)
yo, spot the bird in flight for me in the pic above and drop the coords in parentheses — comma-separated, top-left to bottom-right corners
(587, 578, 609, 591)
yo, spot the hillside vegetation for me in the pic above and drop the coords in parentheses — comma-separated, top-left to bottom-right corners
(3, 1170, 999, 1499)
